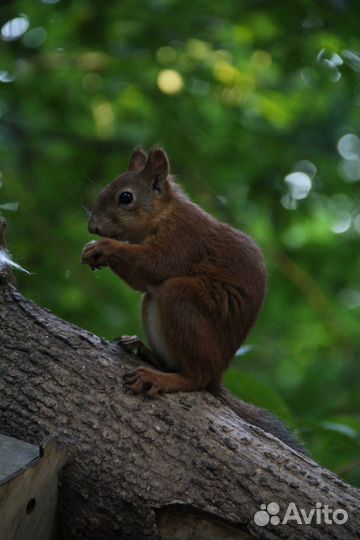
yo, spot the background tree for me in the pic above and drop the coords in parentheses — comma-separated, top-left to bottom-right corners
(0, 0, 359, 486)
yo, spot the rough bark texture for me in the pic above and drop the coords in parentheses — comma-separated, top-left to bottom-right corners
(0, 251, 359, 539)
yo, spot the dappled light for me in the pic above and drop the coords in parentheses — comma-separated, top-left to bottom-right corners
(1, 16, 29, 41)
(157, 69, 184, 94)
(284, 172, 312, 200)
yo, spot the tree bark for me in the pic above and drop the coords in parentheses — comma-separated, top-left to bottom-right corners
(0, 229, 359, 540)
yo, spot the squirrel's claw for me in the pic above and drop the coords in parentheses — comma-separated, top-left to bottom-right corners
(123, 367, 163, 397)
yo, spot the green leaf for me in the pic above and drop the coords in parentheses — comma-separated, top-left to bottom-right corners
(319, 415, 360, 439)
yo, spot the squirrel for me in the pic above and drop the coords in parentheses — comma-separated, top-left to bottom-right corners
(81, 147, 305, 453)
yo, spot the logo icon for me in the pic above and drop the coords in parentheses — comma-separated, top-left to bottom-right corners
(254, 502, 280, 527)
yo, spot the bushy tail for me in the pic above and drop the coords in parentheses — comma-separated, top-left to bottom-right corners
(218, 385, 307, 454)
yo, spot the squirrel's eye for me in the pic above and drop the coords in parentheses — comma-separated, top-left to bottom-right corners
(118, 191, 133, 205)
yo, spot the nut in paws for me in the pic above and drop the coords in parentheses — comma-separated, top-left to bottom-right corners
(81, 240, 109, 270)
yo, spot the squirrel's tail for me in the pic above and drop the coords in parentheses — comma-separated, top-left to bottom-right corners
(218, 385, 307, 455)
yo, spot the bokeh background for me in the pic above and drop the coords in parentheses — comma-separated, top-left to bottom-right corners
(1, 1, 359, 485)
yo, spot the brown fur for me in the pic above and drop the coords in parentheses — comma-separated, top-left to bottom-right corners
(81, 147, 307, 454)
(82, 147, 267, 396)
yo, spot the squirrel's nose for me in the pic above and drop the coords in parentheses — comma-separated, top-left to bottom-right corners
(88, 219, 100, 235)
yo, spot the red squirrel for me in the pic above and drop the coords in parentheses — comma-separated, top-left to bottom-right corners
(82, 147, 304, 453)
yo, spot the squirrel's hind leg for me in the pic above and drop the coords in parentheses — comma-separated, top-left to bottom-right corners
(156, 277, 227, 391)
(123, 367, 206, 396)
(123, 277, 230, 396)
(159, 275, 228, 361)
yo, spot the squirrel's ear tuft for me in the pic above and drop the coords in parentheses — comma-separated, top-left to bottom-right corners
(128, 148, 147, 172)
(143, 147, 169, 189)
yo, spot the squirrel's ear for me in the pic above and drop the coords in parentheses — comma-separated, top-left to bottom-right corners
(128, 148, 147, 172)
(143, 147, 169, 190)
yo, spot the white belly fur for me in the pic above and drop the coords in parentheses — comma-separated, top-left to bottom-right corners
(144, 294, 179, 370)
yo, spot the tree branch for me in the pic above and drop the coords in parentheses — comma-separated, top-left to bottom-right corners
(0, 223, 359, 540)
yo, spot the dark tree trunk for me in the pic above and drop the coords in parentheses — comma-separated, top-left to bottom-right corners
(0, 224, 359, 540)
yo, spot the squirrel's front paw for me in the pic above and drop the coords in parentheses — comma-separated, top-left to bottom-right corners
(81, 240, 109, 270)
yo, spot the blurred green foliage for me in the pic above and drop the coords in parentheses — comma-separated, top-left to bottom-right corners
(0, 0, 359, 485)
